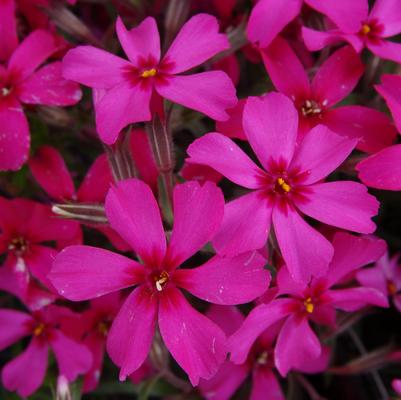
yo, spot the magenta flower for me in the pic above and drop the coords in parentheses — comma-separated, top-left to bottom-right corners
(0, 29, 82, 170)
(50, 179, 270, 385)
(0, 303, 92, 397)
(228, 233, 388, 376)
(262, 38, 396, 153)
(357, 252, 401, 312)
(302, 0, 401, 64)
(0, 197, 78, 309)
(187, 92, 379, 282)
(62, 14, 237, 144)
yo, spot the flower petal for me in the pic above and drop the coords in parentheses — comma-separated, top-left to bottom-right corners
(356, 266, 387, 295)
(243, 93, 298, 170)
(159, 286, 226, 385)
(250, 368, 285, 400)
(107, 285, 157, 380)
(156, 71, 237, 121)
(50, 245, 144, 301)
(187, 132, 265, 189)
(368, 39, 401, 64)
(370, 0, 401, 37)
(213, 191, 272, 257)
(275, 315, 321, 377)
(116, 16, 160, 66)
(2, 337, 48, 397)
(62, 45, 130, 89)
(272, 206, 333, 283)
(0, 309, 32, 351)
(163, 14, 229, 74)
(296, 181, 379, 234)
(246, 0, 302, 48)
(166, 181, 224, 267)
(311, 46, 364, 106)
(175, 252, 270, 305)
(0, 0, 17, 61)
(105, 178, 166, 267)
(215, 99, 247, 140)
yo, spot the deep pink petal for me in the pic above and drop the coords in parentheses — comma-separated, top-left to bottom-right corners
(272, 206, 333, 283)
(163, 14, 229, 74)
(50, 245, 144, 301)
(213, 191, 272, 257)
(392, 379, 401, 395)
(62, 46, 130, 89)
(159, 286, 227, 385)
(167, 181, 224, 267)
(116, 17, 160, 66)
(213, 54, 240, 87)
(276, 265, 307, 297)
(290, 124, 357, 185)
(357, 144, 401, 191)
(156, 71, 237, 121)
(243, 93, 298, 170)
(0, 309, 32, 351)
(29, 145, 75, 201)
(2, 337, 48, 397)
(18, 62, 82, 106)
(228, 299, 293, 364)
(206, 305, 244, 337)
(180, 163, 222, 184)
(296, 345, 331, 374)
(187, 132, 265, 189)
(105, 179, 166, 267)
(51, 330, 92, 381)
(326, 287, 389, 311)
(246, 0, 302, 48)
(327, 232, 387, 287)
(305, 0, 368, 32)
(275, 315, 321, 377)
(356, 266, 387, 295)
(0, 0, 17, 61)
(82, 334, 105, 393)
(375, 74, 401, 133)
(76, 154, 112, 202)
(0, 98, 30, 171)
(250, 368, 285, 400)
(261, 36, 310, 99)
(95, 81, 152, 144)
(215, 99, 246, 140)
(107, 285, 157, 380)
(311, 46, 364, 106)
(370, 0, 401, 37)
(368, 39, 401, 64)
(324, 105, 397, 153)
(175, 252, 270, 305)
(296, 181, 379, 234)
(9, 30, 61, 80)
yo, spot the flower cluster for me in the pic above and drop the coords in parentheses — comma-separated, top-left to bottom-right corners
(1, 0, 401, 399)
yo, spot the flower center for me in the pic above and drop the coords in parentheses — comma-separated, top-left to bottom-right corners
(8, 237, 28, 256)
(97, 320, 110, 336)
(154, 270, 169, 291)
(33, 322, 45, 336)
(360, 23, 371, 35)
(140, 68, 157, 78)
(275, 177, 291, 194)
(303, 297, 314, 313)
(387, 280, 397, 296)
(301, 99, 322, 117)
(1, 86, 11, 97)
(256, 351, 268, 365)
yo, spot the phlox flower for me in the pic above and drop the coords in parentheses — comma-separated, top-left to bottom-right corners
(187, 92, 379, 282)
(0, 197, 78, 309)
(228, 233, 388, 377)
(302, 0, 401, 64)
(0, 303, 92, 397)
(357, 252, 401, 312)
(62, 14, 237, 144)
(0, 28, 82, 170)
(50, 179, 270, 385)
(261, 39, 396, 153)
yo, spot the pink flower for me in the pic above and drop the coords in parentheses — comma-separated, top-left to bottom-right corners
(261, 39, 396, 153)
(228, 233, 388, 376)
(50, 179, 270, 385)
(393, 379, 401, 395)
(0, 197, 78, 309)
(0, 29, 82, 170)
(62, 14, 237, 144)
(187, 92, 379, 282)
(357, 252, 401, 312)
(302, 0, 401, 64)
(0, 304, 92, 397)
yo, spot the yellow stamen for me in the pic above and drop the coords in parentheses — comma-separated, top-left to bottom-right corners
(361, 24, 371, 35)
(33, 323, 45, 336)
(277, 177, 291, 193)
(257, 351, 268, 365)
(155, 271, 169, 291)
(98, 321, 109, 336)
(141, 68, 157, 78)
(304, 297, 314, 314)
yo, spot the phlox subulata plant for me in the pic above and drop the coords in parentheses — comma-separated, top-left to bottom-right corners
(1, 0, 401, 399)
